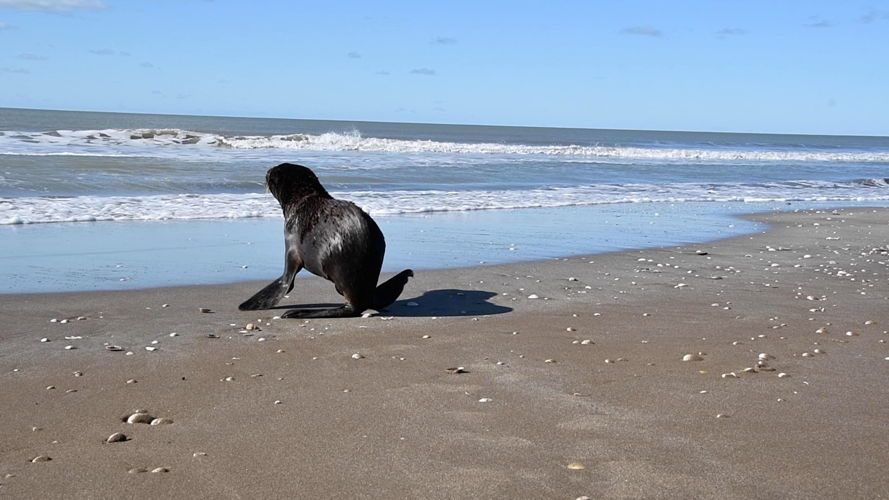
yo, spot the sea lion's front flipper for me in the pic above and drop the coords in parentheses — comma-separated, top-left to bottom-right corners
(372, 269, 414, 310)
(238, 276, 291, 310)
(280, 305, 360, 318)
(239, 253, 302, 311)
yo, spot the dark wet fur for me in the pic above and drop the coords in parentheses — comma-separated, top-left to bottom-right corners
(239, 163, 413, 318)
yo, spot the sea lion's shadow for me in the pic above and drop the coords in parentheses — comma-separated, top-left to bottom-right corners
(390, 289, 512, 317)
(272, 289, 512, 317)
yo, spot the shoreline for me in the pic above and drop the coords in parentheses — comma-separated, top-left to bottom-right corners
(9, 200, 887, 295)
(2, 207, 888, 498)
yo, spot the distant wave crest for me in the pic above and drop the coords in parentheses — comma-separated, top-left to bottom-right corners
(2, 128, 889, 163)
(3, 178, 888, 225)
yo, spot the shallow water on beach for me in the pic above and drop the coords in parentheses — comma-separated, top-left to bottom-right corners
(3, 200, 886, 294)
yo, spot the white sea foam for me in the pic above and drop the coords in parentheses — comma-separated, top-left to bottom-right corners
(2, 128, 888, 163)
(3, 179, 888, 225)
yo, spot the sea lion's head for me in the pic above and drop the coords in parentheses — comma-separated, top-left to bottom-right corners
(265, 163, 330, 204)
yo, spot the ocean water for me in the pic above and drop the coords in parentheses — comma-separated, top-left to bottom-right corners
(1, 107, 887, 293)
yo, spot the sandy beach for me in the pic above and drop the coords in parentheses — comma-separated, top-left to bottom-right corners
(1, 208, 888, 499)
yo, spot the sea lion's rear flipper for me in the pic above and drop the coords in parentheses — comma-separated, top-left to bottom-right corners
(280, 305, 360, 318)
(372, 269, 414, 310)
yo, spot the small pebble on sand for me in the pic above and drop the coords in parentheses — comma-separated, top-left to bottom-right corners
(478, 397, 493, 403)
(30, 456, 51, 463)
(566, 462, 586, 470)
(778, 372, 790, 378)
(198, 308, 212, 313)
(351, 353, 364, 360)
(682, 353, 704, 362)
(150, 467, 170, 473)
(150, 418, 173, 425)
(128, 468, 148, 474)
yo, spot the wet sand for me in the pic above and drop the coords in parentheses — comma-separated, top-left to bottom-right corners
(1, 208, 888, 499)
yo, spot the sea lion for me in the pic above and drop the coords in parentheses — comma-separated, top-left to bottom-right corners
(239, 163, 413, 318)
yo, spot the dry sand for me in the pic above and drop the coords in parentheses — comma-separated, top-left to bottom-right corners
(1, 208, 888, 499)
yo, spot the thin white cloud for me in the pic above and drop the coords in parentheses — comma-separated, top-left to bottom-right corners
(0, 0, 106, 11)
(716, 28, 747, 38)
(804, 16, 832, 28)
(18, 52, 47, 60)
(860, 9, 889, 23)
(0, 21, 14, 29)
(410, 67, 436, 76)
(621, 25, 663, 37)
(432, 37, 457, 45)
(1, 66, 29, 73)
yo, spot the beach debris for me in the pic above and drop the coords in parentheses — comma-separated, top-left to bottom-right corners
(73, 371, 83, 377)
(245, 323, 260, 331)
(106, 432, 127, 443)
(150, 467, 170, 473)
(478, 397, 493, 403)
(198, 307, 212, 313)
(777, 372, 790, 378)
(150, 418, 173, 426)
(126, 379, 137, 384)
(580, 339, 593, 345)
(544, 358, 556, 363)
(207, 333, 219, 339)
(695, 250, 709, 255)
(193, 452, 208, 457)
(716, 413, 730, 419)
(30, 455, 51, 463)
(721, 372, 739, 379)
(351, 353, 364, 360)
(64, 345, 76, 350)
(222, 376, 235, 382)
(46, 385, 55, 390)
(40, 337, 50, 343)
(128, 468, 148, 474)
(126, 412, 154, 424)
(758, 353, 775, 361)
(682, 353, 704, 362)
(446, 367, 469, 374)
(568, 277, 578, 281)
(527, 294, 540, 299)
(145, 346, 157, 352)
(104, 345, 124, 352)
(566, 462, 586, 470)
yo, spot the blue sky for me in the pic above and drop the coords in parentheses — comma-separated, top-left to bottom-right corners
(0, 0, 887, 136)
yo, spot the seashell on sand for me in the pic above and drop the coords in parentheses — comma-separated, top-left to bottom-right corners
(106, 432, 127, 443)
(126, 412, 154, 424)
